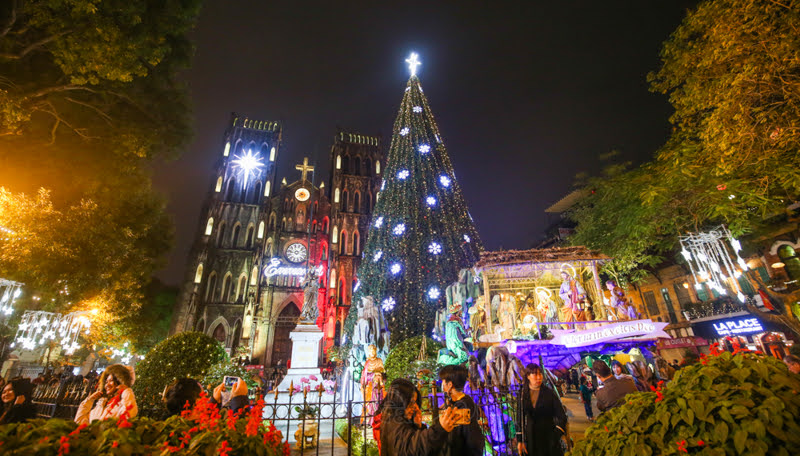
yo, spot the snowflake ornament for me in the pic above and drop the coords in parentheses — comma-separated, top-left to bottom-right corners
(428, 242, 442, 255)
(439, 175, 451, 187)
(393, 223, 406, 235)
(413, 106, 423, 113)
(400, 127, 410, 136)
(426, 196, 437, 207)
(463, 234, 471, 243)
(428, 287, 441, 300)
(390, 263, 402, 275)
(418, 144, 431, 154)
(375, 216, 383, 228)
(397, 169, 410, 180)
(382, 297, 396, 312)
(373, 250, 383, 262)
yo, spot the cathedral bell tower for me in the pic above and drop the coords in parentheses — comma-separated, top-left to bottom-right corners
(171, 114, 281, 355)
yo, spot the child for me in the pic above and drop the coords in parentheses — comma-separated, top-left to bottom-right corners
(579, 377, 595, 421)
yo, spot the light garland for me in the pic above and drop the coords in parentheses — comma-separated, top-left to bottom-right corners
(0, 279, 23, 316)
(679, 225, 749, 302)
(11, 309, 93, 355)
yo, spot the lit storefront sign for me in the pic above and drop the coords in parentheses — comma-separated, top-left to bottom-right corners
(263, 258, 323, 278)
(712, 317, 763, 336)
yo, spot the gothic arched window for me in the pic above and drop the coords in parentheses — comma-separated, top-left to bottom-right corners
(194, 263, 203, 284)
(354, 157, 361, 176)
(205, 217, 214, 236)
(215, 176, 223, 192)
(365, 159, 372, 177)
(231, 224, 241, 247)
(342, 190, 349, 211)
(376, 160, 381, 174)
(236, 275, 248, 303)
(332, 226, 338, 243)
(353, 231, 360, 256)
(354, 192, 361, 214)
(341, 230, 348, 255)
(223, 142, 231, 157)
(334, 188, 340, 203)
(245, 225, 255, 248)
(226, 178, 236, 200)
(250, 266, 258, 285)
(206, 272, 217, 300)
(257, 221, 265, 239)
(213, 323, 226, 343)
(336, 155, 341, 169)
(264, 180, 271, 197)
(343, 155, 350, 175)
(221, 273, 233, 302)
(217, 222, 227, 247)
(269, 213, 276, 231)
(253, 182, 262, 204)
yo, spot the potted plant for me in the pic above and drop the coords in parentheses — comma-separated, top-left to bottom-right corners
(293, 404, 319, 449)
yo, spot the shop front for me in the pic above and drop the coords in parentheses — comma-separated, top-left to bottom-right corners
(656, 336, 709, 362)
(690, 312, 793, 359)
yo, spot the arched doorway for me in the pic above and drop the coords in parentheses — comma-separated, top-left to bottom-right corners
(272, 303, 300, 366)
(213, 323, 226, 344)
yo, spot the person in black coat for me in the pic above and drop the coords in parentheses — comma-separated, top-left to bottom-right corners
(0, 379, 36, 424)
(517, 364, 567, 456)
(380, 378, 458, 456)
(434, 365, 485, 456)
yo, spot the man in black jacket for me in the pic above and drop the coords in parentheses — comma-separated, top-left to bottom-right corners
(592, 360, 638, 413)
(435, 365, 484, 456)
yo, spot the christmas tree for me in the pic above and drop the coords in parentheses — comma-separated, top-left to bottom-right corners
(351, 53, 483, 343)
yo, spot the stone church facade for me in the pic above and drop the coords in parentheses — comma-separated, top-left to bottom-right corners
(170, 114, 382, 366)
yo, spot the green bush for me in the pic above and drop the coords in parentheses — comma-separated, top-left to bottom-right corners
(0, 400, 289, 455)
(202, 359, 260, 391)
(569, 351, 800, 456)
(335, 418, 379, 456)
(133, 332, 227, 416)
(384, 335, 443, 383)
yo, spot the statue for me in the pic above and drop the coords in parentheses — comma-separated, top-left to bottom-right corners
(360, 344, 385, 426)
(606, 280, 639, 321)
(300, 269, 320, 321)
(468, 302, 486, 342)
(535, 287, 558, 323)
(497, 295, 517, 340)
(437, 303, 470, 366)
(353, 302, 373, 346)
(559, 269, 588, 328)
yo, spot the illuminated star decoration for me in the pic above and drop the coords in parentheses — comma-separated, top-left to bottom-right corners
(406, 52, 421, 76)
(382, 297, 396, 312)
(231, 149, 264, 190)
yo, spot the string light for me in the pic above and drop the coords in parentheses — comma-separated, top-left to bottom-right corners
(680, 225, 749, 302)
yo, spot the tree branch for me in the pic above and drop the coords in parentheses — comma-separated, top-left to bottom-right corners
(64, 97, 114, 126)
(0, 0, 17, 38)
(0, 30, 71, 60)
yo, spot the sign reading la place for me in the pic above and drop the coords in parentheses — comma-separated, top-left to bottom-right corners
(551, 319, 670, 348)
(713, 317, 763, 337)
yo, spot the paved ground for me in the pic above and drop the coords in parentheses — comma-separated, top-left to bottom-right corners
(560, 390, 601, 445)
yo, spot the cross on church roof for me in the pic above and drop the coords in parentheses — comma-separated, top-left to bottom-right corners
(295, 157, 315, 182)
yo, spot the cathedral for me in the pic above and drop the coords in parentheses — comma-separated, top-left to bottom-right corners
(170, 113, 382, 365)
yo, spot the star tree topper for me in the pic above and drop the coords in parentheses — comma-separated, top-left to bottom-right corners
(406, 52, 421, 76)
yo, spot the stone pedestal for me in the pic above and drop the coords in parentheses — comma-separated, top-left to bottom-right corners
(277, 323, 324, 391)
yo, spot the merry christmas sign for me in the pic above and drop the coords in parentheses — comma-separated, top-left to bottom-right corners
(550, 319, 670, 348)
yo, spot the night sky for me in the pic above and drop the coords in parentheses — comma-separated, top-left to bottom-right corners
(153, 1, 697, 285)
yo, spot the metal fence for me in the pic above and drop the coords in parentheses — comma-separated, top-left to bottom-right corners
(27, 376, 529, 456)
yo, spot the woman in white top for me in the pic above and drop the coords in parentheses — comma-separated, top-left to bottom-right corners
(75, 364, 138, 424)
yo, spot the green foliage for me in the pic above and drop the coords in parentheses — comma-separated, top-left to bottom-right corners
(384, 335, 443, 383)
(335, 419, 379, 456)
(570, 351, 800, 456)
(569, 1, 800, 283)
(133, 332, 227, 415)
(351, 75, 483, 342)
(0, 413, 288, 456)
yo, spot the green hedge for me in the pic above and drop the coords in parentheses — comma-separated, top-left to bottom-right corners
(570, 350, 800, 456)
(133, 332, 227, 416)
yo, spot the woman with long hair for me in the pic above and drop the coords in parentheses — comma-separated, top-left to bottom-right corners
(0, 378, 36, 424)
(517, 364, 568, 456)
(379, 378, 458, 456)
(75, 364, 138, 424)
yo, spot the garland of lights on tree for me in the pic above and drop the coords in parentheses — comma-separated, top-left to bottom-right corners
(679, 225, 749, 302)
(11, 310, 93, 355)
(349, 53, 483, 342)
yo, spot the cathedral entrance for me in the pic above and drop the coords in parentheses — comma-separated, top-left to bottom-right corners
(272, 303, 300, 366)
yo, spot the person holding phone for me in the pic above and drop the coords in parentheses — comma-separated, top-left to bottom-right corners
(517, 364, 567, 456)
(213, 377, 249, 414)
(379, 378, 458, 456)
(435, 365, 484, 456)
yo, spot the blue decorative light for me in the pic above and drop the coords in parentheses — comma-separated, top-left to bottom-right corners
(382, 297, 396, 312)
(390, 263, 402, 275)
(463, 234, 471, 243)
(373, 250, 383, 262)
(439, 175, 451, 187)
(428, 242, 442, 255)
(381, 180, 386, 190)
(428, 286, 441, 300)
(400, 127, 410, 136)
(353, 280, 360, 292)
(418, 144, 431, 154)
(426, 196, 437, 207)
(397, 169, 410, 180)
(413, 106, 422, 113)
(374, 216, 383, 228)
(393, 223, 406, 236)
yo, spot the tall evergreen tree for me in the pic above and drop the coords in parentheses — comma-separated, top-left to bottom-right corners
(351, 54, 483, 342)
